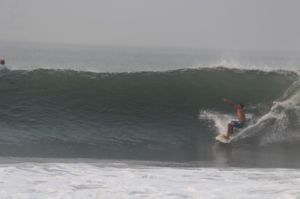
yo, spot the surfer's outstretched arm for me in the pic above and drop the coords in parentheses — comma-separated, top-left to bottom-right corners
(223, 98, 237, 108)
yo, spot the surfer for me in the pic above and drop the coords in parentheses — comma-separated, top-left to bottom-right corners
(223, 98, 246, 139)
(0, 58, 5, 65)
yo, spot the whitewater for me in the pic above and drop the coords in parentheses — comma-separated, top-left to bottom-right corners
(0, 161, 299, 199)
(1, 42, 300, 198)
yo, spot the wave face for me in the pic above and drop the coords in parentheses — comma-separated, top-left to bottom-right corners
(0, 67, 299, 165)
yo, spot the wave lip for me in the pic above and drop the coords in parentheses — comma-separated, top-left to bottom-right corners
(198, 59, 300, 74)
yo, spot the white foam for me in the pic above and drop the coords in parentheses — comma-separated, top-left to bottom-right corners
(235, 79, 300, 144)
(198, 110, 253, 135)
(0, 162, 299, 199)
(199, 110, 233, 134)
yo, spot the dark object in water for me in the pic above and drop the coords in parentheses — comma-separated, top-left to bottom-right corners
(0, 59, 5, 65)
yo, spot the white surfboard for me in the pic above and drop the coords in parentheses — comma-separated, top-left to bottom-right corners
(215, 133, 232, 144)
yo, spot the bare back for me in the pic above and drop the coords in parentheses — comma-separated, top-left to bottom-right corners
(236, 106, 246, 122)
(223, 99, 246, 122)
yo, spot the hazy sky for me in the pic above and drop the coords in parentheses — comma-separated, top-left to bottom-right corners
(1, 0, 300, 51)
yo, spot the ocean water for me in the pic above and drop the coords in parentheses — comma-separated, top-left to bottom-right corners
(0, 41, 300, 198)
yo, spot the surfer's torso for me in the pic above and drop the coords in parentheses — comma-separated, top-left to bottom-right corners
(236, 107, 246, 123)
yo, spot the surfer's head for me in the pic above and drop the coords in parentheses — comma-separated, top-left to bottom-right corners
(0, 59, 4, 65)
(239, 103, 244, 108)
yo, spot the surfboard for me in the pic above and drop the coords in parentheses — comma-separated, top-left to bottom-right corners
(215, 133, 232, 144)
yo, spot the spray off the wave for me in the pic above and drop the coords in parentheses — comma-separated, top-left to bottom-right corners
(199, 73, 300, 148)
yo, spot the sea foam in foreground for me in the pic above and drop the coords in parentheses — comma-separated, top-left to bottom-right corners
(0, 161, 300, 199)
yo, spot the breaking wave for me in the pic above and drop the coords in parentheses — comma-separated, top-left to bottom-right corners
(0, 67, 298, 159)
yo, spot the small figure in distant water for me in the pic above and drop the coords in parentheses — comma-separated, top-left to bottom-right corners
(223, 98, 246, 139)
(0, 58, 5, 65)
(0, 58, 8, 71)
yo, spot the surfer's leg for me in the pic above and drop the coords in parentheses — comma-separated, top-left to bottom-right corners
(227, 121, 240, 138)
(227, 123, 233, 138)
(228, 121, 244, 138)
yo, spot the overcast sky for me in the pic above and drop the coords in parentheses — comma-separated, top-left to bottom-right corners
(0, 0, 299, 51)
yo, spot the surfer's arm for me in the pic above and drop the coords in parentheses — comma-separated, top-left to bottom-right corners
(223, 98, 238, 108)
